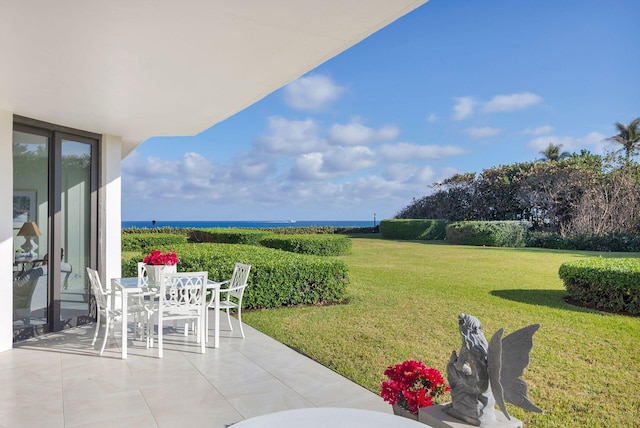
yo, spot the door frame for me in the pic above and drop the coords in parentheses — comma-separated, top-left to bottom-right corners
(13, 116, 101, 335)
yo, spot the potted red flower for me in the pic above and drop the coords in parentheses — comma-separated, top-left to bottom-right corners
(143, 249, 179, 284)
(381, 359, 449, 419)
(143, 249, 179, 266)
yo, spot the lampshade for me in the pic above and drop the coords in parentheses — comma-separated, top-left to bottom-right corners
(17, 221, 42, 237)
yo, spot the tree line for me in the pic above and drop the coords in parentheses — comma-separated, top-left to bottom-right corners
(396, 118, 640, 237)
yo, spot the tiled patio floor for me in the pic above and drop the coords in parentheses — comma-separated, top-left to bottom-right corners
(0, 320, 391, 427)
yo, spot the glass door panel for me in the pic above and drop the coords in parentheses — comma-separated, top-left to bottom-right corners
(12, 121, 99, 343)
(12, 130, 50, 341)
(59, 139, 94, 328)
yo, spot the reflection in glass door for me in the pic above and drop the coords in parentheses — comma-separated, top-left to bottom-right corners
(12, 130, 49, 341)
(12, 121, 99, 342)
(58, 137, 96, 328)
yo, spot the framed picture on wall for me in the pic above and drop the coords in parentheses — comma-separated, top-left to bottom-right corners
(13, 190, 37, 229)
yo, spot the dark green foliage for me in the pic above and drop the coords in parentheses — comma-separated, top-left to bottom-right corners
(445, 221, 531, 247)
(122, 227, 191, 236)
(260, 234, 352, 256)
(528, 232, 640, 252)
(121, 233, 188, 252)
(122, 243, 348, 309)
(379, 219, 448, 240)
(189, 228, 274, 245)
(558, 258, 640, 315)
(262, 226, 377, 235)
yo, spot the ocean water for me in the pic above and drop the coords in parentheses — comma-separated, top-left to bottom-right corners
(122, 220, 376, 229)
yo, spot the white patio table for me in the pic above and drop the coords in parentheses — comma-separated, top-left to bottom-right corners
(110, 276, 221, 359)
(232, 408, 430, 427)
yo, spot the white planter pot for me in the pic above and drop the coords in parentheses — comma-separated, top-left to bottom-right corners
(145, 264, 177, 285)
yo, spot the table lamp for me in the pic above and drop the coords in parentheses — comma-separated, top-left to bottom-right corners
(17, 221, 41, 257)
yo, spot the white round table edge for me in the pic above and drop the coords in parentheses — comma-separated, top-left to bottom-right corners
(231, 407, 429, 427)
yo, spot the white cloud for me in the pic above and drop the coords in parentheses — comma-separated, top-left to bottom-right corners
(289, 146, 378, 181)
(465, 127, 502, 138)
(283, 74, 344, 111)
(323, 146, 377, 172)
(254, 116, 325, 154)
(523, 125, 554, 136)
(290, 152, 328, 181)
(328, 122, 399, 145)
(453, 97, 476, 120)
(379, 142, 466, 162)
(427, 113, 437, 122)
(483, 92, 542, 113)
(528, 131, 608, 154)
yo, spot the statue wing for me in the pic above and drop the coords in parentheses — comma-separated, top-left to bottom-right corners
(488, 328, 509, 419)
(500, 324, 542, 414)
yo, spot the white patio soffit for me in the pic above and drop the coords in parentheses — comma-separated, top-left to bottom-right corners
(0, 1, 427, 154)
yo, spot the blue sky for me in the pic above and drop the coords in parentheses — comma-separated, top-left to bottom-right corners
(122, 0, 639, 222)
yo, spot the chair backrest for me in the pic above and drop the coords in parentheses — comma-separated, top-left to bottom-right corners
(137, 262, 147, 278)
(20, 263, 73, 314)
(86, 267, 109, 311)
(60, 262, 72, 290)
(160, 271, 208, 311)
(227, 263, 251, 300)
(29, 272, 48, 313)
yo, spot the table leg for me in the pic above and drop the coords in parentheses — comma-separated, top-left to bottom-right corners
(214, 288, 220, 348)
(121, 290, 128, 359)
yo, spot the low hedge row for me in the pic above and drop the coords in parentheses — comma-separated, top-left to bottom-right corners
(380, 219, 448, 240)
(558, 258, 640, 315)
(121, 233, 188, 252)
(260, 234, 352, 256)
(188, 228, 273, 245)
(122, 243, 348, 309)
(445, 221, 531, 247)
(528, 231, 640, 252)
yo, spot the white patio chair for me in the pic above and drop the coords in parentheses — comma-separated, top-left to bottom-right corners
(206, 263, 251, 340)
(86, 267, 150, 355)
(157, 271, 208, 358)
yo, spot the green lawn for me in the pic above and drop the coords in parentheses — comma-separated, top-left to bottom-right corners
(242, 236, 640, 427)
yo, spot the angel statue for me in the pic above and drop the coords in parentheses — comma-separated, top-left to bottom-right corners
(444, 314, 542, 426)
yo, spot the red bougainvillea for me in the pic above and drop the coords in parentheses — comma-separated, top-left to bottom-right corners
(380, 359, 449, 414)
(143, 249, 179, 266)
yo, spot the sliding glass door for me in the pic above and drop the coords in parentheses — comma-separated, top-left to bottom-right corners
(12, 120, 99, 342)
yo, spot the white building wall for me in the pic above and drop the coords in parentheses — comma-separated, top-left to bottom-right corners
(100, 135, 122, 286)
(0, 110, 14, 351)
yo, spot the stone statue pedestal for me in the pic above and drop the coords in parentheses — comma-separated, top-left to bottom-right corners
(418, 404, 522, 428)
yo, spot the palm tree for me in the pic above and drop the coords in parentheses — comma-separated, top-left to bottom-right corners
(538, 142, 570, 162)
(604, 117, 640, 160)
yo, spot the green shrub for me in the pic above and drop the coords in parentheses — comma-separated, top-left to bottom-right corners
(122, 243, 348, 309)
(122, 227, 191, 236)
(188, 228, 274, 245)
(260, 234, 352, 256)
(558, 258, 640, 315)
(527, 231, 640, 252)
(446, 221, 530, 247)
(263, 226, 377, 235)
(380, 219, 448, 240)
(121, 233, 188, 252)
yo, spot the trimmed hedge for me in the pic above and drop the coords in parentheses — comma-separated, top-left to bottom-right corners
(558, 258, 640, 315)
(380, 219, 448, 240)
(260, 234, 352, 256)
(189, 228, 274, 245)
(122, 243, 348, 309)
(446, 221, 531, 247)
(528, 231, 640, 252)
(121, 233, 188, 252)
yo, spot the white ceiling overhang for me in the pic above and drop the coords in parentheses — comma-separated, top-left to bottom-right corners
(0, 1, 427, 156)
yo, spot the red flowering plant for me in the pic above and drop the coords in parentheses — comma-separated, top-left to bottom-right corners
(380, 359, 450, 414)
(143, 249, 179, 266)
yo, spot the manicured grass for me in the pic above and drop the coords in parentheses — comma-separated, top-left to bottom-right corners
(242, 237, 640, 427)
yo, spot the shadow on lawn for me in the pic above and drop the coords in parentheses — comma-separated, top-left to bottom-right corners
(491, 289, 600, 314)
